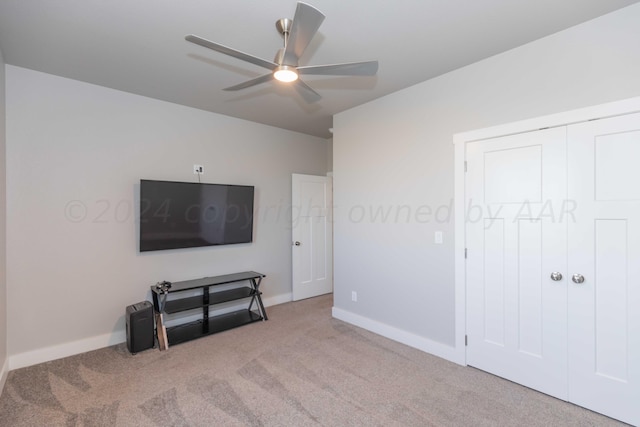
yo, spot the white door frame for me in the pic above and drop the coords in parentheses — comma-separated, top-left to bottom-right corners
(291, 173, 333, 301)
(452, 96, 640, 366)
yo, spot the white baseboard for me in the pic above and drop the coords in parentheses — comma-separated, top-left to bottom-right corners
(332, 306, 465, 366)
(0, 357, 8, 398)
(9, 330, 127, 371)
(262, 292, 292, 307)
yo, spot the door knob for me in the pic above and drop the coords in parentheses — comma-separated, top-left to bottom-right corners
(572, 274, 585, 284)
(294, 241, 301, 246)
(550, 272, 563, 281)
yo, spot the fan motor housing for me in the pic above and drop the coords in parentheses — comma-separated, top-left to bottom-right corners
(275, 18, 293, 36)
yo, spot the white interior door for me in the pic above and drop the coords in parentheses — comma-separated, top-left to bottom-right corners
(466, 127, 569, 399)
(567, 113, 640, 425)
(291, 174, 333, 301)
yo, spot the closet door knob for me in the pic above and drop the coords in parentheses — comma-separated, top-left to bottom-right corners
(572, 274, 585, 284)
(294, 241, 301, 246)
(550, 272, 563, 281)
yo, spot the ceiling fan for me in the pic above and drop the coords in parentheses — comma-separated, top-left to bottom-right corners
(185, 2, 378, 103)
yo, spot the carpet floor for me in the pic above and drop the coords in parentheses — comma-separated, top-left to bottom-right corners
(0, 294, 627, 426)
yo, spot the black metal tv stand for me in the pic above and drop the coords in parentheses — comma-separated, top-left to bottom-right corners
(150, 271, 267, 348)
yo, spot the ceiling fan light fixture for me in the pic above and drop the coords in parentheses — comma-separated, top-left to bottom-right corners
(274, 65, 299, 83)
(185, 2, 378, 103)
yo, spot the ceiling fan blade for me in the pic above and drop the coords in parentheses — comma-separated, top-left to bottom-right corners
(297, 60, 379, 76)
(223, 73, 274, 91)
(282, 2, 325, 65)
(185, 34, 277, 71)
(293, 79, 322, 103)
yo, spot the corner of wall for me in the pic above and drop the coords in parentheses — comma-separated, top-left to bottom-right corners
(0, 45, 8, 397)
(326, 137, 333, 173)
(0, 359, 7, 398)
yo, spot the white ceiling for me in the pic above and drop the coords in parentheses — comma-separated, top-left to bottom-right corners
(0, 0, 637, 139)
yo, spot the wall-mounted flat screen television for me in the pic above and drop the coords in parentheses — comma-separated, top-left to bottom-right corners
(139, 179, 254, 252)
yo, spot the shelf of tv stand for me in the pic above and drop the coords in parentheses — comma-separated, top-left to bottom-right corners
(166, 310, 263, 345)
(150, 271, 267, 348)
(163, 287, 260, 314)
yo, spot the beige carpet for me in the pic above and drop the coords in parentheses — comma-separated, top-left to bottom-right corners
(0, 295, 626, 426)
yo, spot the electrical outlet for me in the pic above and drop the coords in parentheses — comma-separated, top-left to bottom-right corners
(351, 291, 357, 302)
(435, 231, 443, 244)
(193, 164, 204, 175)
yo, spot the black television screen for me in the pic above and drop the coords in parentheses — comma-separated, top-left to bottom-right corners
(139, 180, 254, 252)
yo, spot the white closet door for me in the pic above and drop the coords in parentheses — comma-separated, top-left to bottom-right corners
(466, 127, 569, 399)
(567, 113, 640, 426)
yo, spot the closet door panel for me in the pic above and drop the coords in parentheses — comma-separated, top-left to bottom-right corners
(567, 113, 640, 426)
(466, 127, 568, 399)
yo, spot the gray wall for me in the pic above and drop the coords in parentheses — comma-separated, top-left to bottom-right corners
(0, 48, 7, 386)
(333, 4, 640, 348)
(6, 66, 327, 360)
